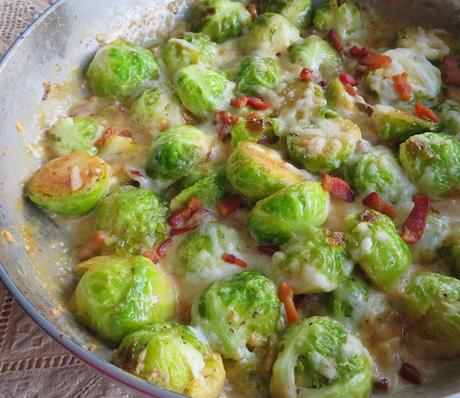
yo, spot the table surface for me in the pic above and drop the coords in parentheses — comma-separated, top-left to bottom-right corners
(0, 1, 138, 397)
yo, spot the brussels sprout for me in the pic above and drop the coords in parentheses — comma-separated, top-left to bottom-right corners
(286, 109, 361, 174)
(94, 186, 168, 255)
(247, 182, 330, 245)
(345, 210, 412, 290)
(262, 0, 313, 28)
(162, 32, 217, 75)
(438, 100, 460, 136)
(272, 228, 354, 294)
(114, 323, 225, 397)
(145, 125, 213, 187)
(289, 35, 342, 80)
(236, 56, 281, 96)
(411, 213, 450, 263)
(72, 255, 176, 344)
(174, 64, 233, 118)
(270, 316, 373, 398)
(230, 117, 281, 149)
(344, 146, 415, 204)
(399, 132, 460, 197)
(227, 140, 304, 201)
(131, 85, 186, 136)
(326, 77, 368, 121)
(27, 152, 110, 217)
(47, 116, 104, 157)
(398, 26, 451, 62)
(191, 271, 284, 366)
(313, 0, 362, 39)
(372, 104, 438, 142)
(367, 48, 442, 106)
(443, 226, 460, 276)
(241, 13, 301, 56)
(86, 39, 160, 100)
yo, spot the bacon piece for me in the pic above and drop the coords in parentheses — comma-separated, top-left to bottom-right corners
(401, 195, 431, 244)
(119, 130, 132, 138)
(359, 52, 392, 69)
(230, 96, 248, 108)
(95, 127, 116, 147)
(217, 194, 242, 216)
(348, 46, 371, 60)
(414, 102, 439, 122)
(442, 54, 460, 87)
(339, 72, 357, 86)
(246, 3, 258, 20)
(167, 197, 202, 227)
(222, 253, 247, 268)
(278, 282, 299, 323)
(328, 29, 343, 53)
(157, 238, 173, 258)
(257, 245, 280, 256)
(321, 175, 355, 203)
(392, 72, 412, 101)
(344, 83, 357, 96)
(246, 96, 271, 110)
(362, 192, 397, 219)
(299, 67, 314, 81)
(76, 231, 105, 261)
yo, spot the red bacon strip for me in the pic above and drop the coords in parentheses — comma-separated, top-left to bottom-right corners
(278, 282, 299, 323)
(415, 102, 439, 122)
(362, 192, 397, 219)
(322, 175, 355, 203)
(217, 194, 243, 217)
(392, 72, 412, 101)
(359, 52, 392, 69)
(222, 253, 247, 268)
(401, 195, 431, 244)
(246, 96, 271, 110)
(328, 29, 343, 54)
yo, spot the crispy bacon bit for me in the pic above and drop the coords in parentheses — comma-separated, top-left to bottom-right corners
(442, 54, 460, 87)
(217, 194, 242, 216)
(222, 253, 247, 268)
(356, 102, 374, 116)
(246, 3, 258, 20)
(168, 197, 203, 227)
(399, 363, 424, 385)
(246, 96, 271, 110)
(230, 96, 248, 108)
(299, 67, 314, 81)
(77, 231, 105, 261)
(278, 282, 299, 324)
(359, 51, 392, 69)
(119, 130, 133, 138)
(328, 29, 343, 53)
(402, 195, 431, 244)
(339, 72, 357, 86)
(216, 110, 234, 139)
(374, 377, 390, 391)
(344, 83, 357, 96)
(415, 102, 439, 122)
(157, 238, 173, 258)
(392, 72, 412, 101)
(321, 175, 355, 203)
(95, 127, 116, 147)
(362, 192, 397, 219)
(348, 46, 371, 60)
(246, 118, 265, 132)
(257, 245, 280, 256)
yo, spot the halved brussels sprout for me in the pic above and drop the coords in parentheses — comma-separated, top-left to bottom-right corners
(286, 109, 361, 174)
(72, 255, 176, 344)
(114, 323, 225, 398)
(230, 117, 281, 149)
(398, 26, 451, 62)
(411, 213, 449, 263)
(289, 35, 342, 80)
(145, 125, 213, 187)
(227, 140, 304, 201)
(86, 39, 160, 100)
(236, 56, 281, 96)
(270, 316, 373, 398)
(241, 13, 301, 56)
(326, 77, 368, 121)
(272, 228, 354, 294)
(313, 0, 362, 39)
(163, 32, 217, 75)
(94, 186, 168, 255)
(191, 271, 284, 367)
(27, 152, 110, 217)
(345, 210, 412, 290)
(438, 100, 460, 135)
(247, 181, 330, 245)
(174, 64, 233, 118)
(367, 48, 442, 106)
(372, 104, 438, 142)
(47, 116, 104, 157)
(131, 85, 186, 136)
(262, 0, 313, 28)
(399, 132, 460, 197)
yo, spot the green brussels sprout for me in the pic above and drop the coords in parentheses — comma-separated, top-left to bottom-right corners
(313, 0, 362, 39)
(227, 140, 304, 201)
(192, 0, 251, 43)
(86, 39, 160, 100)
(372, 104, 438, 142)
(345, 210, 412, 290)
(174, 64, 233, 118)
(398, 26, 451, 62)
(191, 271, 284, 366)
(344, 146, 415, 204)
(72, 255, 176, 344)
(236, 56, 281, 96)
(230, 117, 281, 149)
(443, 226, 460, 276)
(289, 35, 342, 80)
(272, 228, 354, 294)
(403, 272, 460, 346)
(145, 125, 213, 187)
(131, 85, 186, 136)
(438, 100, 460, 135)
(326, 77, 368, 121)
(162, 32, 217, 75)
(367, 48, 442, 106)
(241, 13, 301, 56)
(114, 323, 225, 398)
(47, 116, 104, 157)
(399, 132, 460, 197)
(270, 316, 373, 398)
(247, 182, 330, 245)
(411, 213, 449, 263)
(94, 186, 168, 255)
(286, 109, 361, 174)
(27, 152, 110, 217)
(262, 0, 313, 28)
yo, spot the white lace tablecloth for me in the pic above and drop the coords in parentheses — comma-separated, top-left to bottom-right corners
(0, 2, 137, 397)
